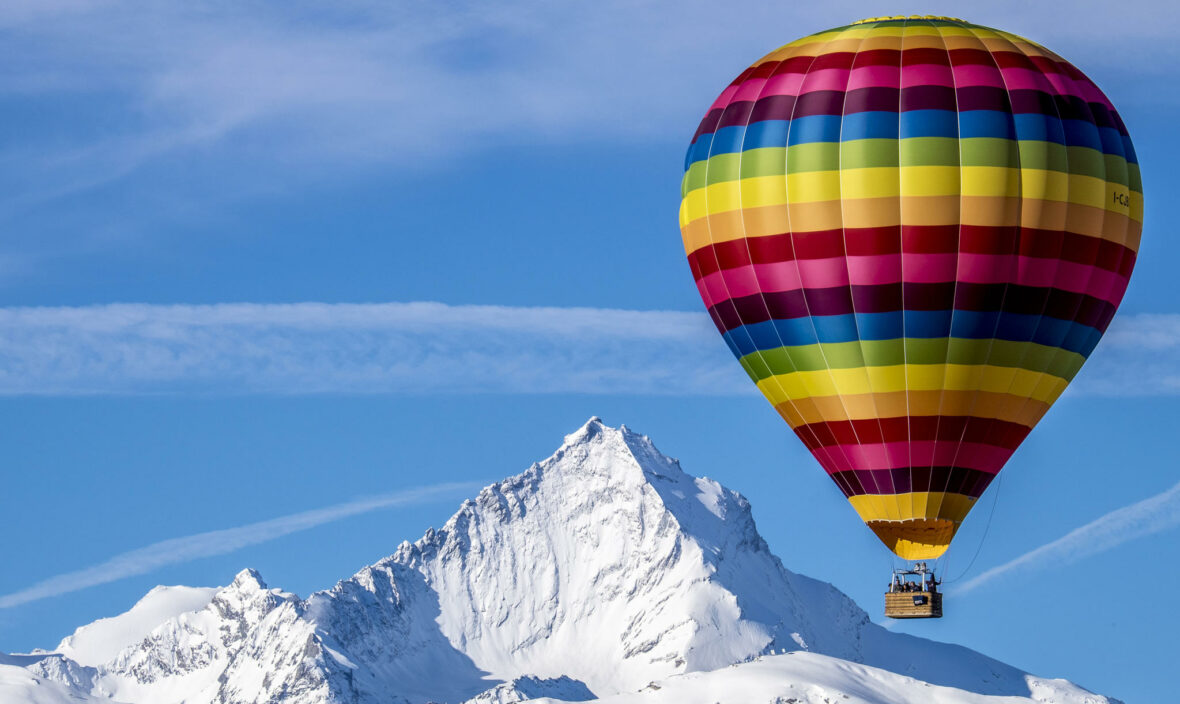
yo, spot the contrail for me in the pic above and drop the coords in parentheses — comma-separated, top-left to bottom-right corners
(956, 480, 1180, 594)
(0, 481, 483, 608)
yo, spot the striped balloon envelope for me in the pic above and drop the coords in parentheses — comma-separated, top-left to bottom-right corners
(679, 16, 1142, 560)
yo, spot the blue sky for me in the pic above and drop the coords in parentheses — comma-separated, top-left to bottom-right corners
(0, 1, 1177, 702)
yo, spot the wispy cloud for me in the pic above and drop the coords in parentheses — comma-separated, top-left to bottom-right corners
(1069, 314, 1180, 396)
(0, 302, 1176, 397)
(0, 481, 483, 609)
(956, 480, 1180, 594)
(0, 0, 1164, 213)
(0, 301, 746, 395)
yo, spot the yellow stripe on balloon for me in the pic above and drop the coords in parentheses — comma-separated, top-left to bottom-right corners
(679, 199, 1142, 257)
(849, 492, 977, 522)
(756, 364, 1068, 406)
(683, 168, 1135, 220)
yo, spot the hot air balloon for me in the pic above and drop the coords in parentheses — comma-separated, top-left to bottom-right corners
(678, 16, 1141, 616)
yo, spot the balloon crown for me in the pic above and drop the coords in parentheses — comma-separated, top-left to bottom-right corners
(851, 15, 967, 24)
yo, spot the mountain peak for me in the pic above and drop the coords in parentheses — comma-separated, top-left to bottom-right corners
(561, 415, 608, 446)
(554, 416, 682, 483)
(383, 419, 867, 696)
(9, 419, 1118, 704)
(230, 568, 267, 591)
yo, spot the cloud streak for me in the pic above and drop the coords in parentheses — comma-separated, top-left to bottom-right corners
(0, 301, 746, 395)
(1070, 314, 1180, 396)
(955, 480, 1180, 594)
(0, 302, 1176, 397)
(0, 481, 483, 609)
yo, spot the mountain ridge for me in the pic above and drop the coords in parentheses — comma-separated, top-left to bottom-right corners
(1, 418, 1118, 704)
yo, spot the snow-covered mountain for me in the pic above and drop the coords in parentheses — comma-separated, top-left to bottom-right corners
(1, 418, 1118, 704)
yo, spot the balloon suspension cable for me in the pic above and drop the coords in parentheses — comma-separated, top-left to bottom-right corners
(941, 474, 1003, 585)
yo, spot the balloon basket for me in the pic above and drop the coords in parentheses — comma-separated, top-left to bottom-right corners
(884, 590, 943, 619)
(884, 562, 943, 619)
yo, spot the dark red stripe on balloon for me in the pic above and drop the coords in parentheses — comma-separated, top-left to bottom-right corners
(829, 467, 998, 498)
(794, 416, 1031, 450)
(1088, 102, 1116, 130)
(772, 55, 822, 76)
(956, 86, 1013, 112)
(843, 87, 899, 114)
(850, 48, 901, 67)
(947, 48, 997, 68)
(714, 100, 756, 131)
(707, 282, 1119, 332)
(692, 108, 723, 142)
(810, 51, 857, 71)
(902, 47, 951, 67)
(749, 94, 798, 125)
(901, 85, 957, 112)
(793, 90, 847, 117)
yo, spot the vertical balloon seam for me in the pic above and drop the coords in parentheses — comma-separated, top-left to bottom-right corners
(936, 24, 1042, 529)
(752, 38, 866, 484)
(1016, 41, 1129, 421)
(698, 43, 849, 485)
(963, 27, 1077, 489)
(727, 42, 847, 480)
(924, 19, 968, 539)
(787, 24, 883, 499)
(928, 20, 1018, 538)
(1017, 32, 1113, 448)
(1103, 96, 1140, 352)
(864, 19, 918, 531)
(836, 20, 899, 523)
(815, 23, 903, 501)
(898, 17, 914, 532)
(1054, 42, 1138, 363)
(1014, 42, 1108, 417)
(779, 25, 880, 495)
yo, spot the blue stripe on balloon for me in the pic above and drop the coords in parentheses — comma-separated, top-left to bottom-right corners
(721, 311, 1101, 357)
(683, 110, 1121, 168)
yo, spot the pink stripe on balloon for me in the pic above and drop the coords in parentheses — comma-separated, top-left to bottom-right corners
(1047, 260, 1121, 297)
(761, 72, 809, 98)
(752, 262, 805, 292)
(901, 253, 958, 283)
(732, 78, 770, 103)
(847, 255, 903, 286)
(996, 67, 1054, 92)
(797, 68, 852, 92)
(949, 64, 1006, 88)
(716, 266, 763, 300)
(830, 442, 1008, 473)
(847, 65, 900, 90)
(695, 265, 801, 306)
(1038, 69, 1075, 98)
(1077, 81, 1114, 110)
(795, 256, 851, 288)
(811, 447, 852, 473)
(901, 64, 955, 89)
(696, 253, 1128, 308)
(695, 271, 731, 306)
(709, 84, 741, 111)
